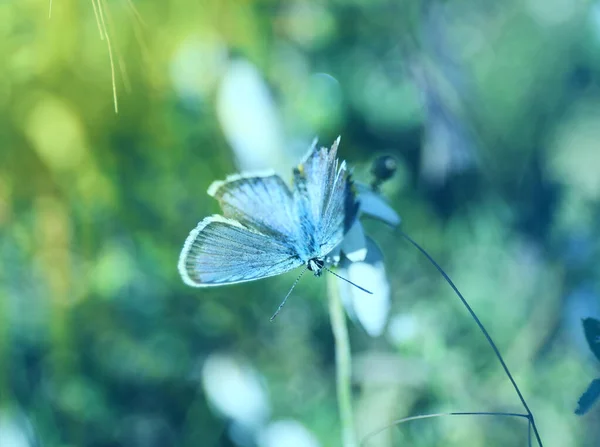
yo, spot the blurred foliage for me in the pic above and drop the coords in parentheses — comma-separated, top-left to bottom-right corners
(2, 0, 600, 446)
(575, 318, 600, 415)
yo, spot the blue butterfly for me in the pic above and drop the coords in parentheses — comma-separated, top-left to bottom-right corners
(178, 137, 370, 318)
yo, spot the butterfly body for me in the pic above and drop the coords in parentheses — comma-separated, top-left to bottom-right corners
(307, 258, 325, 276)
(178, 137, 358, 287)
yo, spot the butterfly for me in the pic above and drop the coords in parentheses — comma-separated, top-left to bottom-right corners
(178, 137, 370, 319)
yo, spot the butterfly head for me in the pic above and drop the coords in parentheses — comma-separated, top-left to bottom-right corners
(307, 258, 324, 277)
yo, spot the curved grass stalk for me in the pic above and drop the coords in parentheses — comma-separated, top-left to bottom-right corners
(101, 0, 132, 94)
(97, 0, 118, 113)
(90, 0, 105, 39)
(399, 230, 543, 447)
(124, 0, 146, 27)
(50, 0, 119, 112)
(361, 411, 531, 446)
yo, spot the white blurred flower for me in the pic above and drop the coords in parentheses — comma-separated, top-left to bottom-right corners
(337, 156, 401, 337)
(216, 60, 288, 172)
(201, 354, 270, 430)
(339, 218, 367, 263)
(0, 409, 36, 447)
(339, 237, 391, 337)
(258, 420, 321, 447)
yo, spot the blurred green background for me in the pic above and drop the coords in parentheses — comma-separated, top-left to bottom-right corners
(1, 0, 600, 445)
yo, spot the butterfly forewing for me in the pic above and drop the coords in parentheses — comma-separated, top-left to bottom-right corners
(301, 145, 337, 223)
(208, 173, 298, 240)
(295, 138, 359, 258)
(178, 215, 303, 287)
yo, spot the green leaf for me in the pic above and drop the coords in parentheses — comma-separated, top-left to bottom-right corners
(575, 378, 600, 415)
(582, 318, 600, 363)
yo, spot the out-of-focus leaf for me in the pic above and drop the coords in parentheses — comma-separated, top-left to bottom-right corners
(575, 378, 600, 416)
(582, 318, 600, 362)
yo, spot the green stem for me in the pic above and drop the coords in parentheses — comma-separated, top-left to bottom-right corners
(327, 274, 357, 447)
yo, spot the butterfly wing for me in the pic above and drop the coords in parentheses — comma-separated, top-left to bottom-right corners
(294, 137, 359, 257)
(178, 215, 303, 287)
(208, 172, 298, 239)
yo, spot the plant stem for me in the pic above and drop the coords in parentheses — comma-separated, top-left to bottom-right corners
(327, 274, 357, 447)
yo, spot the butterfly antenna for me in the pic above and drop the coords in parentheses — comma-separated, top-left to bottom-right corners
(323, 266, 373, 294)
(270, 266, 308, 321)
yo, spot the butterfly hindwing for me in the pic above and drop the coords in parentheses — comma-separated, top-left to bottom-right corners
(208, 172, 298, 242)
(178, 215, 303, 287)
